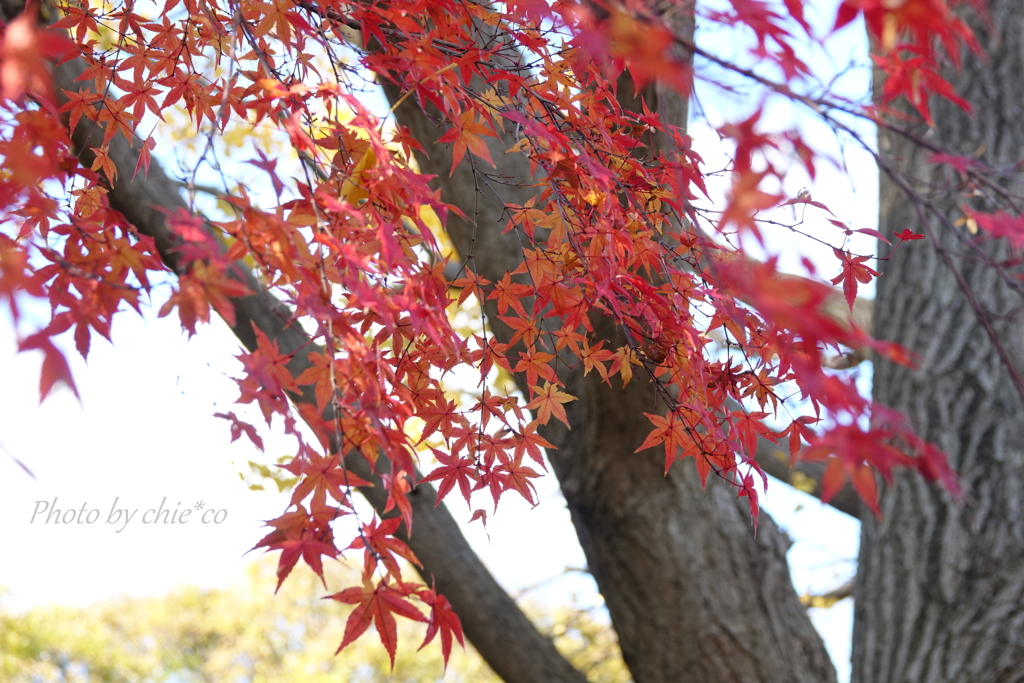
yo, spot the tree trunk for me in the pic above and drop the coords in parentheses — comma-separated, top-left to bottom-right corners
(853, 3, 1024, 681)
(385, 7, 837, 682)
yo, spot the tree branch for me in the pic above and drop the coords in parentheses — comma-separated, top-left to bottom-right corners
(800, 578, 854, 609)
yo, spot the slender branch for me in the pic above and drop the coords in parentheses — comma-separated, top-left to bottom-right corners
(800, 578, 854, 609)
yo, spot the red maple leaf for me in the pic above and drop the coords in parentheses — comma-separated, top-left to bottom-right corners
(417, 584, 465, 668)
(280, 448, 373, 513)
(18, 331, 79, 403)
(213, 411, 264, 452)
(246, 147, 285, 199)
(502, 458, 540, 505)
(637, 410, 692, 475)
(251, 504, 340, 591)
(327, 578, 427, 668)
(513, 420, 555, 467)
(348, 516, 421, 581)
(437, 109, 497, 172)
(421, 448, 481, 506)
(830, 248, 879, 311)
(800, 424, 915, 517)
(382, 469, 414, 532)
(487, 272, 532, 317)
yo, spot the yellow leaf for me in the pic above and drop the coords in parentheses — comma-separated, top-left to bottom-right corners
(340, 147, 376, 205)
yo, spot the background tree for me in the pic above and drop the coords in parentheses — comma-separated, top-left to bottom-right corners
(1, 556, 629, 682)
(1, 1, 1019, 682)
(853, 0, 1024, 680)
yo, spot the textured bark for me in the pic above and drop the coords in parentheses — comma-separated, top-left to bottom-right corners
(853, 3, 1024, 681)
(384, 8, 836, 682)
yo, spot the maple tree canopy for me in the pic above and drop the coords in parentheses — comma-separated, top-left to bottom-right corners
(0, 0, 1004, 670)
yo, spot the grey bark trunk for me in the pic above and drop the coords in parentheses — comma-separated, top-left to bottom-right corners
(853, 3, 1024, 681)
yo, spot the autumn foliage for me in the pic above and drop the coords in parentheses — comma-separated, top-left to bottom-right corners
(0, 0, 992, 668)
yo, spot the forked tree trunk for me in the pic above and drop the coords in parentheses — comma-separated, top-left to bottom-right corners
(853, 3, 1024, 681)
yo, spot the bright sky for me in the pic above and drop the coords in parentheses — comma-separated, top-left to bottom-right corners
(0, 1, 881, 681)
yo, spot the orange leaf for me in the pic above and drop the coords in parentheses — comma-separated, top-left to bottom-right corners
(526, 381, 576, 428)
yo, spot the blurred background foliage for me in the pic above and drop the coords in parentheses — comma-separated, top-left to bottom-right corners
(0, 557, 629, 682)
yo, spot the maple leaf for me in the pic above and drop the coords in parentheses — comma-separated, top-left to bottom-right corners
(382, 469, 414, 532)
(437, 109, 498, 172)
(800, 424, 915, 517)
(60, 88, 102, 135)
(18, 331, 79, 403)
(246, 147, 285, 199)
(873, 49, 972, 125)
(327, 578, 427, 668)
(280, 449, 373, 513)
(514, 348, 557, 389)
(607, 11, 690, 92)
(502, 458, 540, 505)
(95, 97, 139, 147)
(158, 276, 207, 337)
(637, 410, 691, 475)
(89, 145, 117, 182)
(282, 111, 318, 155)
(579, 339, 615, 379)
(251, 504, 340, 591)
(914, 440, 961, 499)
(253, 0, 293, 43)
(469, 508, 487, 527)
(294, 350, 341, 414)
(894, 228, 925, 241)
(830, 248, 879, 311)
(719, 169, 782, 233)
(498, 314, 542, 348)
(927, 152, 980, 180)
(214, 411, 264, 451)
(487, 272, 532, 317)
(417, 397, 467, 445)
(451, 272, 491, 307)
(731, 410, 774, 461)
(348, 516, 422, 581)
(246, 325, 302, 396)
(737, 471, 761, 529)
(418, 585, 465, 668)
(513, 420, 555, 467)
(421, 448, 481, 506)
(526, 381, 577, 428)
(779, 415, 819, 461)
